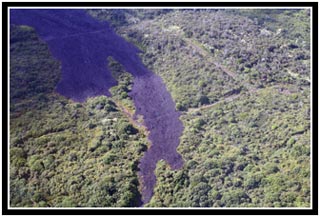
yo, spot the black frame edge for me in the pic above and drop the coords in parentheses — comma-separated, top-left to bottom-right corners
(311, 2, 319, 215)
(2, 2, 9, 216)
(2, 1, 318, 215)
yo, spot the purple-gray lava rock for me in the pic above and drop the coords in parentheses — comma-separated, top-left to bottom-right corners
(11, 9, 184, 205)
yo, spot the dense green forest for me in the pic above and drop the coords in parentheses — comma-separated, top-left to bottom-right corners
(91, 9, 310, 111)
(10, 25, 147, 207)
(10, 9, 311, 207)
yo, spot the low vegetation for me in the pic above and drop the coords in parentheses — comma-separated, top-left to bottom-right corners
(10, 9, 311, 208)
(10, 25, 147, 207)
(90, 8, 311, 207)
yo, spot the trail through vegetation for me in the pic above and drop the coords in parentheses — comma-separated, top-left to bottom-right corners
(10, 9, 311, 208)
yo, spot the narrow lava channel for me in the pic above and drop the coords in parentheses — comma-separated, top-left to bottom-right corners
(11, 9, 184, 205)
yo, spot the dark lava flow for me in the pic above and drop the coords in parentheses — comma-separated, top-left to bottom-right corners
(11, 9, 184, 204)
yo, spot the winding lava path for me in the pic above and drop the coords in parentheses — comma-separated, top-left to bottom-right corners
(11, 9, 184, 204)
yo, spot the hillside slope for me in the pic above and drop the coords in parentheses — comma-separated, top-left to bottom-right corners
(90, 8, 311, 207)
(10, 9, 311, 208)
